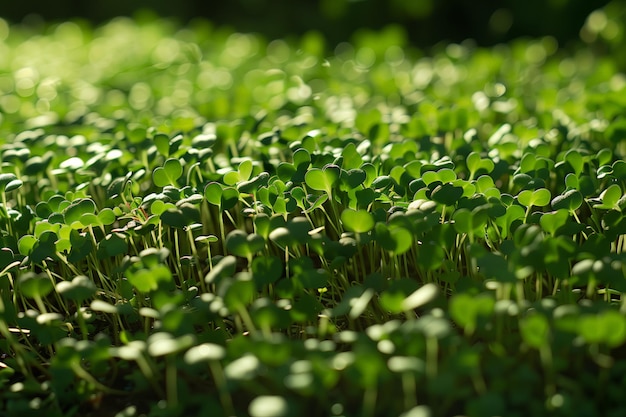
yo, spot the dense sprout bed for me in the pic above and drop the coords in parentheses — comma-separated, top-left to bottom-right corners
(2, 13, 626, 417)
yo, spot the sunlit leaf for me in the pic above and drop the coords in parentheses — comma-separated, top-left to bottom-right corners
(517, 188, 551, 208)
(153, 158, 183, 187)
(56, 275, 97, 302)
(341, 209, 374, 233)
(249, 395, 289, 417)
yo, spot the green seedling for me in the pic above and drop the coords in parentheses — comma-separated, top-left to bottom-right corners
(2, 14, 626, 417)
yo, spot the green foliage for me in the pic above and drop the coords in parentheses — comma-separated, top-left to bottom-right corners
(2, 14, 626, 417)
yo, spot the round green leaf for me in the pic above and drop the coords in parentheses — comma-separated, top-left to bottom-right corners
(539, 209, 570, 235)
(476, 251, 516, 282)
(17, 272, 54, 299)
(196, 234, 219, 243)
(184, 343, 226, 364)
(466, 152, 482, 176)
(79, 213, 99, 227)
(127, 264, 172, 293)
(153, 158, 183, 187)
(389, 226, 414, 256)
(97, 233, 128, 259)
(430, 183, 463, 206)
(494, 204, 525, 239)
(475, 175, 496, 192)
(238, 172, 270, 194)
(59, 157, 84, 170)
(578, 315, 606, 344)
(226, 230, 266, 258)
(0, 173, 19, 192)
(238, 159, 253, 181)
(341, 142, 363, 170)
(600, 310, 626, 347)
(161, 207, 196, 228)
(64, 198, 97, 224)
(56, 275, 97, 302)
(341, 168, 366, 189)
(5, 179, 23, 193)
(304, 168, 326, 192)
(517, 188, 551, 208)
(564, 149, 583, 175)
(341, 209, 374, 233)
(467, 152, 495, 179)
(223, 276, 256, 311)
(24, 155, 50, 176)
(205, 255, 237, 284)
(18, 235, 38, 256)
(305, 165, 339, 193)
(68, 229, 94, 262)
(251, 255, 283, 286)
(225, 354, 260, 380)
(421, 171, 440, 185)
(97, 208, 116, 225)
(399, 405, 432, 417)
(453, 208, 488, 235)
(277, 163, 296, 183)
(595, 184, 622, 210)
(249, 395, 289, 417)
(90, 299, 119, 314)
(223, 171, 241, 186)
(519, 153, 536, 173)
(449, 293, 494, 335)
(416, 242, 445, 271)
(375, 223, 413, 255)
(293, 147, 311, 167)
(551, 189, 582, 212)
(153, 133, 170, 157)
(204, 182, 223, 206)
(613, 160, 626, 178)
(147, 333, 195, 357)
(221, 187, 240, 210)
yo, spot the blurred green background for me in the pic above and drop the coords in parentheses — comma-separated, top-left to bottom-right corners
(2, 0, 622, 48)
